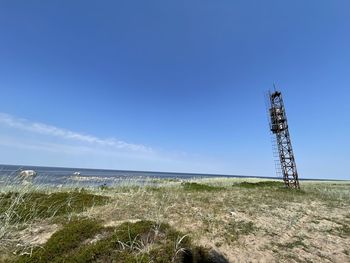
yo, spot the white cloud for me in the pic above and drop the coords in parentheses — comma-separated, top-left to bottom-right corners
(0, 112, 153, 153)
(0, 112, 233, 174)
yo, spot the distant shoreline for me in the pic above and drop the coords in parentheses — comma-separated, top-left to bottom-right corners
(0, 163, 347, 182)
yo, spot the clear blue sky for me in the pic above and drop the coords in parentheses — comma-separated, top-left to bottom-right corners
(0, 1, 349, 179)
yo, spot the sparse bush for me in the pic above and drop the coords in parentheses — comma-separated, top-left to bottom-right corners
(225, 220, 256, 243)
(182, 182, 224, 192)
(232, 181, 283, 188)
(17, 219, 229, 263)
(17, 219, 103, 263)
(0, 189, 110, 257)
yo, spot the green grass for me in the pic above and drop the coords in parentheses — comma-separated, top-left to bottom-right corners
(0, 191, 109, 223)
(17, 219, 228, 263)
(232, 180, 284, 189)
(181, 182, 224, 191)
(17, 219, 103, 263)
(225, 220, 257, 242)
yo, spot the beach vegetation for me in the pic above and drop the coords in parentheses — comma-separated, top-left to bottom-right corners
(181, 182, 224, 191)
(1, 178, 349, 262)
(0, 189, 110, 259)
(0, 191, 109, 223)
(232, 180, 283, 188)
(17, 219, 103, 263)
(17, 219, 228, 263)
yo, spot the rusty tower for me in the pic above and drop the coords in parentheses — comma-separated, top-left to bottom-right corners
(268, 90, 300, 189)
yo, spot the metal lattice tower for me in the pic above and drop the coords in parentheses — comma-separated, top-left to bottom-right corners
(268, 90, 300, 189)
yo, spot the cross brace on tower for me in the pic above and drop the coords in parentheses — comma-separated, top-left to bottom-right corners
(268, 90, 300, 189)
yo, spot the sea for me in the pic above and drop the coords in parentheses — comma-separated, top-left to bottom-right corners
(0, 164, 262, 187)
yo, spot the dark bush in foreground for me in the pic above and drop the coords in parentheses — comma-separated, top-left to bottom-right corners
(18, 219, 229, 263)
(17, 219, 103, 263)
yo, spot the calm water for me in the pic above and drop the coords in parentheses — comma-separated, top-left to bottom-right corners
(0, 164, 255, 187)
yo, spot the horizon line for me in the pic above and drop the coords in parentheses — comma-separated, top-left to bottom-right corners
(1, 163, 347, 182)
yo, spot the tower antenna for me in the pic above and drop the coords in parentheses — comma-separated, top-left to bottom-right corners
(267, 88, 300, 188)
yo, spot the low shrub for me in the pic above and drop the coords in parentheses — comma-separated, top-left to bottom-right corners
(232, 181, 283, 189)
(182, 182, 224, 192)
(17, 219, 103, 263)
(18, 219, 228, 263)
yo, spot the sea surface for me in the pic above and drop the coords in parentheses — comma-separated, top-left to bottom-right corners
(0, 164, 258, 187)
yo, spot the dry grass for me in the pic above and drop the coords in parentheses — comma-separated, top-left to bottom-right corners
(0, 183, 109, 261)
(1, 178, 349, 262)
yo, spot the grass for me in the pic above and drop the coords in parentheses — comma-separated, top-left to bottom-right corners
(17, 219, 225, 263)
(0, 191, 109, 223)
(331, 221, 350, 237)
(228, 220, 256, 236)
(274, 237, 308, 250)
(0, 187, 109, 259)
(181, 182, 224, 191)
(17, 219, 103, 263)
(224, 220, 257, 244)
(1, 178, 350, 262)
(232, 180, 284, 188)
